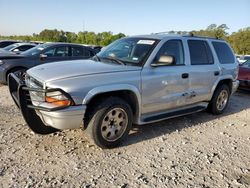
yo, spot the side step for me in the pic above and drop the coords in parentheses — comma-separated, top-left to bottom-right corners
(143, 106, 206, 123)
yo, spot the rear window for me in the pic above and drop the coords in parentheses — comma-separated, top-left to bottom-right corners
(72, 46, 92, 57)
(212, 42, 235, 64)
(188, 40, 214, 65)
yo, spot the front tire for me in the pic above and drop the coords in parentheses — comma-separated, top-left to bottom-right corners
(86, 97, 133, 148)
(208, 84, 230, 115)
(7, 68, 26, 84)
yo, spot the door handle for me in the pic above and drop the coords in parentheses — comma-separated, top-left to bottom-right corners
(182, 73, 189, 79)
(214, 71, 220, 76)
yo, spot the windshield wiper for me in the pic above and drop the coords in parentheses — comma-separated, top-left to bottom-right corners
(100, 57, 126, 65)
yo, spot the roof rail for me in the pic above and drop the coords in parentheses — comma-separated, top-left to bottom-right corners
(153, 31, 175, 35)
(183, 33, 222, 40)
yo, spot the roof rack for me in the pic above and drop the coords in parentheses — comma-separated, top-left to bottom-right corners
(153, 31, 176, 35)
(183, 33, 222, 40)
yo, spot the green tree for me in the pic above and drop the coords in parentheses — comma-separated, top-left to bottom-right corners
(228, 27, 250, 54)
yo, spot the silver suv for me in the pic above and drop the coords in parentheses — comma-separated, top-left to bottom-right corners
(9, 34, 239, 148)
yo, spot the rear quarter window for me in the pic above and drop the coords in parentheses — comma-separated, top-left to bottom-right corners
(212, 42, 235, 64)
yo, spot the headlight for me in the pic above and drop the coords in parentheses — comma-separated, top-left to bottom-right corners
(0, 60, 4, 65)
(45, 91, 71, 107)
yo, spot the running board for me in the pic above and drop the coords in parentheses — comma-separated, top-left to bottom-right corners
(143, 106, 206, 123)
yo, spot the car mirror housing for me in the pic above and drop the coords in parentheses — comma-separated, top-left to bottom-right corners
(13, 49, 20, 52)
(40, 54, 48, 60)
(151, 55, 175, 67)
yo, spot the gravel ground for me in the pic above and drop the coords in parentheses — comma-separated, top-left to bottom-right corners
(0, 84, 249, 188)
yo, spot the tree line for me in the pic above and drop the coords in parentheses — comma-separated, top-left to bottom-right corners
(0, 24, 250, 54)
(0, 30, 126, 46)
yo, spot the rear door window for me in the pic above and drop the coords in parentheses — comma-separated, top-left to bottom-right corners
(44, 46, 69, 57)
(15, 45, 34, 52)
(212, 42, 235, 64)
(71, 46, 92, 57)
(188, 40, 214, 65)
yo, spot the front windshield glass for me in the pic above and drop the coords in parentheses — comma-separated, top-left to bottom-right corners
(21, 43, 50, 56)
(3, 44, 18, 51)
(97, 38, 158, 65)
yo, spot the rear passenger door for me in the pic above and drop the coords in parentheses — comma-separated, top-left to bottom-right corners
(70, 46, 94, 60)
(186, 39, 220, 104)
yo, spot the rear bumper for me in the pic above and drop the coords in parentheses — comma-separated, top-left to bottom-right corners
(232, 80, 239, 94)
(8, 73, 85, 131)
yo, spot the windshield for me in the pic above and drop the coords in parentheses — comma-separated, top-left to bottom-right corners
(21, 43, 50, 56)
(96, 38, 158, 65)
(3, 44, 18, 51)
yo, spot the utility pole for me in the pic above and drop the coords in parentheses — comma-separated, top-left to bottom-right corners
(83, 20, 86, 44)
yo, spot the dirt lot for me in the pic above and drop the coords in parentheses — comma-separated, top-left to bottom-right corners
(0, 84, 249, 188)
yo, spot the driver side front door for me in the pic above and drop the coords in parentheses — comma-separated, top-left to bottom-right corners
(141, 39, 189, 116)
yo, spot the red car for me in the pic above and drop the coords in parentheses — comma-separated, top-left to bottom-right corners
(238, 60, 250, 90)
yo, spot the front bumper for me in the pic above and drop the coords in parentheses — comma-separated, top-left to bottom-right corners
(232, 80, 239, 94)
(8, 73, 86, 131)
(37, 105, 86, 130)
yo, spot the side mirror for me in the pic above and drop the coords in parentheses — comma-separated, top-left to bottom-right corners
(40, 54, 48, 60)
(151, 55, 175, 67)
(13, 49, 20, 52)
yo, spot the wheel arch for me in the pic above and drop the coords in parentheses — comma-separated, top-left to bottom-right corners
(83, 85, 141, 124)
(6, 66, 27, 82)
(211, 76, 233, 97)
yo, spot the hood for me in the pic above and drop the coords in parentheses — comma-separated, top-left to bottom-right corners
(27, 59, 141, 83)
(0, 53, 26, 60)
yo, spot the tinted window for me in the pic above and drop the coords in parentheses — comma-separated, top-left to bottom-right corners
(156, 40, 185, 65)
(244, 56, 250, 61)
(44, 46, 69, 57)
(212, 42, 234, 64)
(188, 40, 214, 65)
(15, 45, 34, 52)
(3, 44, 18, 51)
(83, 49, 91, 57)
(0, 41, 17, 48)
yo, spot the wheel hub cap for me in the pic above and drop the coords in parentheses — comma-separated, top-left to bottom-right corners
(101, 108, 128, 142)
(216, 90, 228, 111)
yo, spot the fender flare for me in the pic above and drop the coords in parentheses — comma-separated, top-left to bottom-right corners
(82, 84, 141, 119)
(211, 75, 234, 96)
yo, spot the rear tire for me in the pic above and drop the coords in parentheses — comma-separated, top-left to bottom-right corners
(86, 97, 133, 148)
(208, 84, 230, 115)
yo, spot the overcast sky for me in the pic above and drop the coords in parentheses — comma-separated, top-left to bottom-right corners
(0, 0, 249, 36)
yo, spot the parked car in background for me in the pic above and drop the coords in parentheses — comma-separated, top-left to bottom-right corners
(238, 59, 250, 90)
(0, 43, 37, 54)
(84, 45, 103, 53)
(0, 40, 20, 48)
(92, 45, 103, 53)
(236, 54, 250, 64)
(8, 34, 239, 148)
(0, 42, 96, 84)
